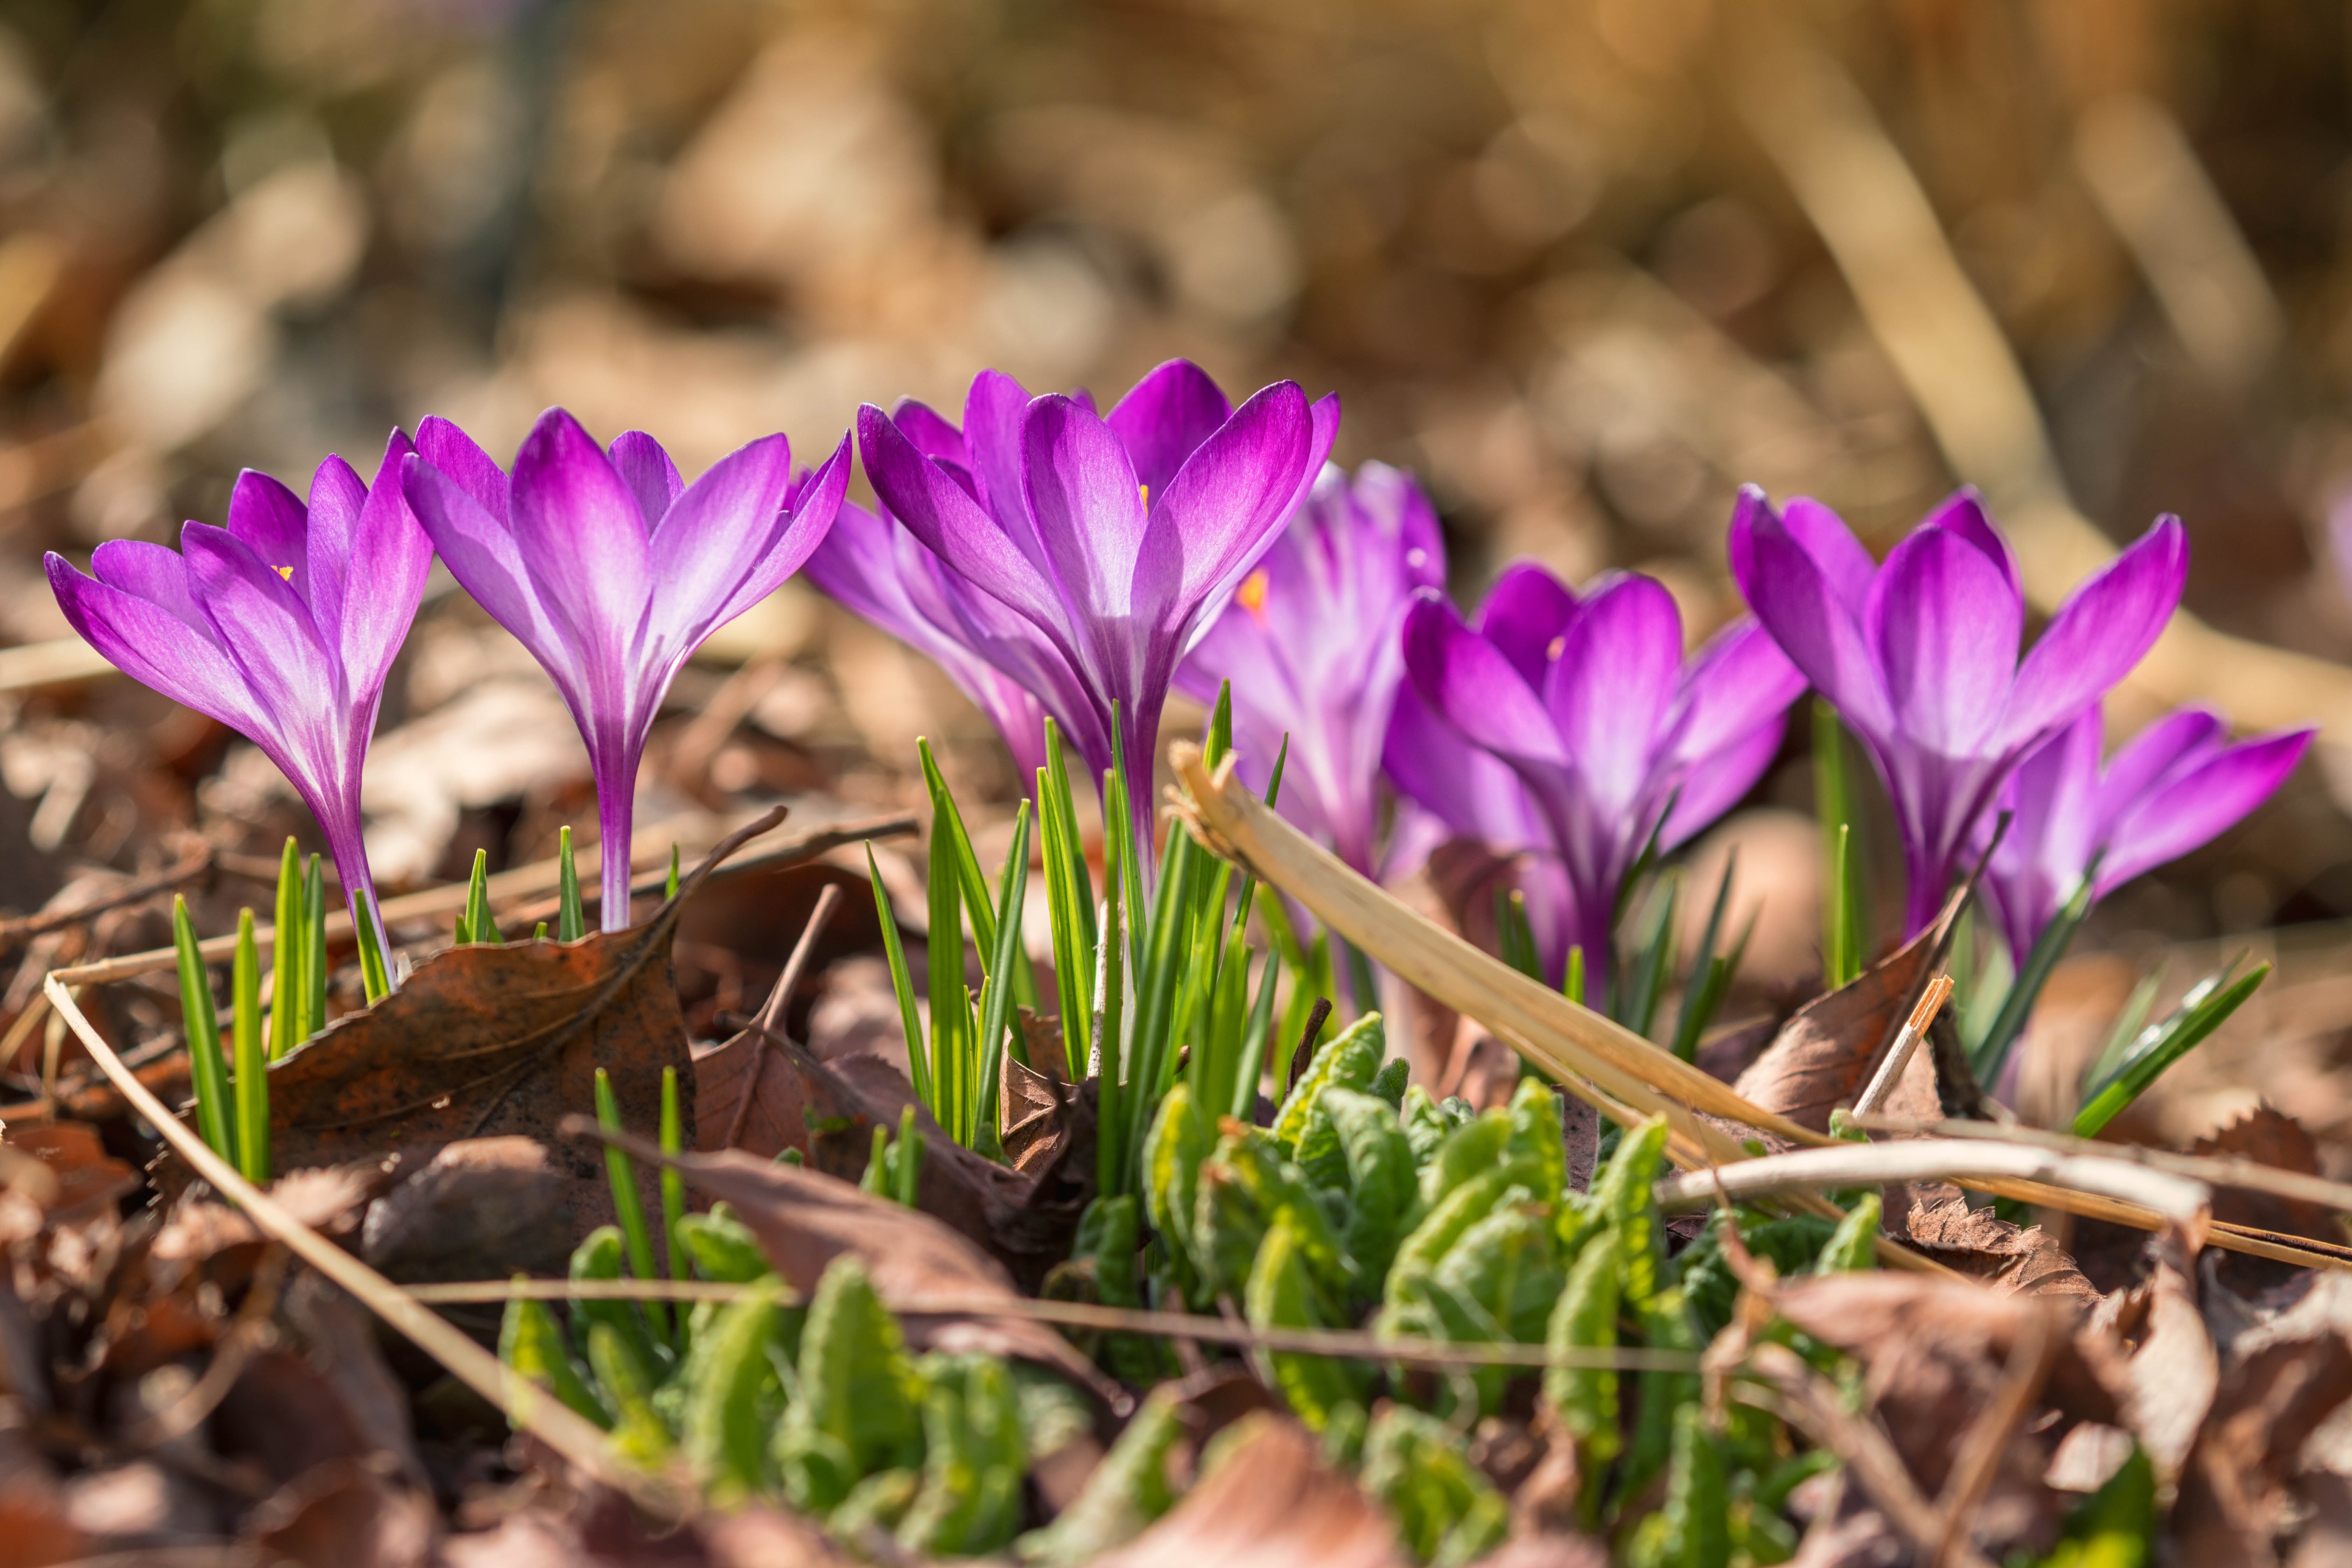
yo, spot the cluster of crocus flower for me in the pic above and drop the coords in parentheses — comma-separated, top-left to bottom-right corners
(50, 347, 2311, 1021)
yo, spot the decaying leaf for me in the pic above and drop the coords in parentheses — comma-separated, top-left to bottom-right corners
(2172, 1328, 2352, 1566)
(249, 926, 690, 1246)
(1732, 919, 1946, 1134)
(693, 1026, 1087, 1290)
(2121, 1220, 2218, 1487)
(2195, 1107, 2340, 1297)
(1899, 1184, 2101, 1304)
(1091, 1413, 1402, 1568)
(574, 1121, 1117, 1404)
(1772, 1271, 2126, 1554)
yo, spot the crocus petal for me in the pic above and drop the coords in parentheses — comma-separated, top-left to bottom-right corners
(1660, 618, 1805, 772)
(1660, 716, 1785, 852)
(46, 552, 264, 734)
(1731, 497, 1892, 736)
(891, 398, 968, 464)
(1149, 380, 1313, 609)
(1400, 593, 1565, 768)
(2098, 728, 2313, 890)
(959, 369, 1042, 560)
(1545, 574, 1683, 815)
(296, 453, 369, 646)
(2091, 706, 2223, 839)
(1477, 564, 1580, 687)
(610, 431, 684, 527)
(1770, 495, 1880, 617)
(1865, 525, 2021, 755)
(1997, 515, 2187, 749)
(860, 402, 1068, 634)
(642, 430, 796, 648)
(90, 538, 209, 632)
(704, 433, 848, 635)
(509, 410, 655, 680)
(1921, 488, 2022, 603)
(1105, 358, 1233, 498)
(334, 430, 432, 705)
(225, 470, 312, 597)
(1382, 680, 1546, 850)
(1021, 394, 1151, 626)
(402, 454, 579, 692)
(180, 523, 341, 727)
(415, 415, 512, 523)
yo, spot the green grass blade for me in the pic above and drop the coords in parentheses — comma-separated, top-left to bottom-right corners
(270, 838, 303, 1062)
(1232, 943, 1282, 1123)
(665, 845, 680, 902)
(972, 805, 1033, 1154)
(1564, 944, 1586, 1008)
(660, 1065, 687, 1284)
(1619, 873, 1680, 1038)
(557, 826, 586, 941)
(1969, 875, 2097, 1087)
(232, 909, 268, 1185)
(463, 848, 500, 945)
(1496, 887, 1542, 981)
(926, 800, 970, 1140)
(594, 1066, 673, 1346)
(354, 901, 391, 1003)
(1094, 830, 1128, 1197)
(301, 855, 326, 1037)
(894, 1105, 922, 1208)
(2083, 964, 2167, 1100)
(1109, 700, 1150, 981)
(1039, 718, 1097, 1045)
(1671, 852, 1738, 1061)
(174, 896, 233, 1163)
(2074, 961, 2269, 1138)
(868, 844, 934, 1115)
(1123, 828, 1197, 1167)
(1816, 700, 1870, 987)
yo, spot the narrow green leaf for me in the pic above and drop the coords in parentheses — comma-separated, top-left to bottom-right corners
(972, 803, 1033, 1154)
(1564, 945, 1586, 1009)
(919, 737, 1000, 951)
(1094, 826, 1128, 1197)
(556, 826, 586, 942)
(1620, 873, 1680, 1038)
(1815, 699, 1870, 987)
(2074, 961, 2269, 1138)
(1971, 872, 2098, 1086)
(2083, 964, 2167, 1100)
(1232, 942, 1282, 1123)
(270, 838, 303, 1062)
(894, 1104, 922, 1208)
(927, 794, 970, 1138)
(533, 920, 549, 940)
(463, 848, 500, 946)
(1671, 853, 1738, 1061)
(665, 845, 680, 903)
(1496, 888, 1542, 981)
(232, 909, 268, 1185)
(594, 1066, 673, 1345)
(174, 896, 233, 1163)
(353, 903, 391, 1003)
(868, 844, 935, 1115)
(301, 855, 326, 1038)
(660, 1065, 688, 1284)
(1108, 699, 1149, 981)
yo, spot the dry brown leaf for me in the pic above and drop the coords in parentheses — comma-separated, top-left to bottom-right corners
(250, 927, 689, 1246)
(578, 1123, 1116, 1402)
(2122, 1221, 2218, 1486)
(2196, 1107, 2339, 1297)
(244, 1459, 435, 1568)
(1732, 920, 1945, 1134)
(3, 1123, 136, 1223)
(1772, 1270, 2124, 1547)
(2173, 1329, 2352, 1567)
(1092, 1413, 1402, 1568)
(694, 1027, 1087, 1290)
(1899, 1185, 2101, 1304)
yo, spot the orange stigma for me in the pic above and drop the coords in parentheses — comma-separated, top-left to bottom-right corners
(1237, 569, 1270, 620)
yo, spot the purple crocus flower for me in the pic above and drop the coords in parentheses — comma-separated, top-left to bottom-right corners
(856, 359, 1338, 838)
(45, 433, 430, 961)
(402, 410, 850, 930)
(1400, 564, 1805, 991)
(805, 407, 1113, 786)
(1730, 486, 2188, 936)
(1176, 461, 1446, 876)
(1980, 703, 2311, 961)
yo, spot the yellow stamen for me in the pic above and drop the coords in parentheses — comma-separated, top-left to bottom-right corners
(1139, 483, 1150, 508)
(1237, 568, 1270, 621)
(275, 565, 294, 581)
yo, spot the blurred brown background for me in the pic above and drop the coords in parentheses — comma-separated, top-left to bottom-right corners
(10, 0, 2352, 1148)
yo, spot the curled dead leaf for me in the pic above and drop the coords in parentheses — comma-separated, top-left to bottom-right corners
(1091, 1413, 1402, 1568)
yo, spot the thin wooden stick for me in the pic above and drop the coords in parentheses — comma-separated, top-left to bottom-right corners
(1851, 973, 1953, 1118)
(719, 882, 843, 1151)
(41, 974, 685, 1515)
(1653, 1139, 2212, 1227)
